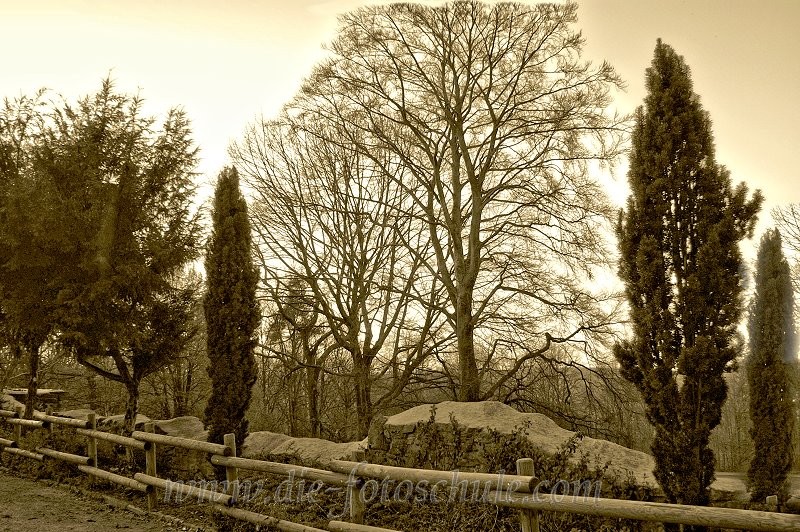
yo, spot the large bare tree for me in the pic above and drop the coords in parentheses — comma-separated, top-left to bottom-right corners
(294, 1, 626, 400)
(232, 116, 443, 438)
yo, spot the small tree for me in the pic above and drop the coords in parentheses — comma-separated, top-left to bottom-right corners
(263, 276, 334, 439)
(747, 229, 795, 503)
(141, 269, 210, 419)
(3, 85, 201, 428)
(615, 40, 761, 518)
(204, 166, 259, 447)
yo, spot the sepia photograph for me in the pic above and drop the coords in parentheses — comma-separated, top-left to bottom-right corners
(1, 1, 799, 530)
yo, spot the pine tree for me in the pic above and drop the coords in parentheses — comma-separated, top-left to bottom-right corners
(203, 166, 259, 448)
(614, 40, 762, 515)
(747, 229, 795, 503)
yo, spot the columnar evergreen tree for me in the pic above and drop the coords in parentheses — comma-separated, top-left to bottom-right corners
(204, 166, 259, 447)
(747, 229, 795, 503)
(615, 40, 762, 515)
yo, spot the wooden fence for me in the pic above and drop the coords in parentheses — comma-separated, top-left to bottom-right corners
(1, 406, 800, 532)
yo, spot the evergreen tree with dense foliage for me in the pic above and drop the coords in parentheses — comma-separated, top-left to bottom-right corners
(2, 83, 201, 428)
(614, 40, 762, 516)
(204, 166, 259, 448)
(0, 91, 56, 417)
(747, 229, 795, 503)
(54, 82, 201, 435)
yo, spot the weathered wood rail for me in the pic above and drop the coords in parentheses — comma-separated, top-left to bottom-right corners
(75, 427, 150, 450)
(2, 406, 800, 531)
(491, 491, 800, 532)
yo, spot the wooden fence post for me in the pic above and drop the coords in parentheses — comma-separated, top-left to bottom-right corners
(45, 406, 53, 435)
(86, 412, 98, 479)
(516, 458, 540, 532)
(349, 449, 366, 524)
(224, 433, 239, 501)
(13, 406, 23, 442)
(144, 422, 158, 510)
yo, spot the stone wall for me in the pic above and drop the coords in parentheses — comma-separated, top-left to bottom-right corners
(367, 401, 658, 486)
(367, 412, 513, 471)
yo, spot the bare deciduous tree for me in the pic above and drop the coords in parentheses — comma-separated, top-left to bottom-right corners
(294, 1, 627, 400)
(261, 276, 334, 438)
(232, 117, 442, 438)
(773, 205, 800, 302)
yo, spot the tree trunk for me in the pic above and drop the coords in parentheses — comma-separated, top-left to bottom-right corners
(456, 293, 480, 401)
(287, 370, 300, 437)
(24, 343, 40, 419)
(303, 331, 322, 438)
(124, 379, 140, 435)
(173, 362, 189, 417)
(180, 365, 192, 416)
(306, 366, 321, 438)
(353, 353, 373, 439)
(87, 374, 99, 412)
(156, 381, 167, 418)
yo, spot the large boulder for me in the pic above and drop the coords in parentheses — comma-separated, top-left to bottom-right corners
(375, 401, 657, 486)
(243, 431, 366, 462)
(98, 413, 151, 431)
(1, 393, 25, 413)
(154, 416, 208, 441)
(372, 401, 773, 500)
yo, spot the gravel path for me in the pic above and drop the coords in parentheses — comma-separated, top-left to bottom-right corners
(0, 471, 182, 532)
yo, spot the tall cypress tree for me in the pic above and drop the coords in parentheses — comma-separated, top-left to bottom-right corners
(204, 166, 259, 448)
(614, 40, 762, 514)
(747, 229, 795, 503)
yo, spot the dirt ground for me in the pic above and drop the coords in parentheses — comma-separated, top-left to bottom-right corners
(0, 471, 192, 532)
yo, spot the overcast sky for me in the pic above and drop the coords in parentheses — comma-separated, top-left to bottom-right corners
(2, 0, 798, 236)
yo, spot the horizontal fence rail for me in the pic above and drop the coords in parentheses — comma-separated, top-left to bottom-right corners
(6, 417, 47, 429)
(135, 472, 234, 506)
(211, 455, 352, 487)
(131, 430, 232, 456)
(490, 490, 800, 532)
(78, 465, 152, 493)
(3, 408, 800, 531)
(324, 458, 536, 493)
(213, 504, 328, 532)
(3, 447, 44, 461)
(76, 428, 149, 450)
(33, 412, 90, 429)
(37, 447, 94, 466)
